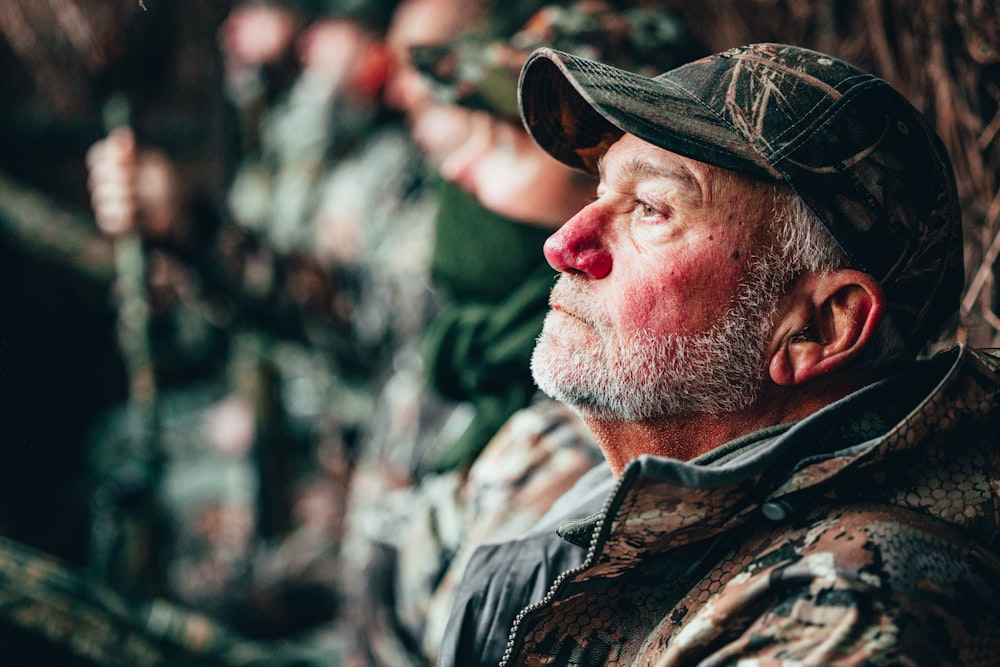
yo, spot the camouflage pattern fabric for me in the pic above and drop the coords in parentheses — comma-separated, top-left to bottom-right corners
(498, 346, 1000, 666)
(420, 398, 602, 662)
(335, 397, 600, 667)
(227, 67, 378, 256)
(0, 535, 299, 667)
(310, 122, 439, 362)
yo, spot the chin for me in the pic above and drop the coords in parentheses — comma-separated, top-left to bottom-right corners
(531, 332, 597, 409)
(531, 334, 568, 392)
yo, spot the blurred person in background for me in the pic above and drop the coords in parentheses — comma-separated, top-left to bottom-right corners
(0, 0, 231, 563)
(330, 3, 706, 666)
(82, 0, 430, 644)
(80, 0, 552, 661)
(0, 1, 233, 663)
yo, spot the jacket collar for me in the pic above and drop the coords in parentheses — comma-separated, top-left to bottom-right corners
(561, 346, 1000, 564)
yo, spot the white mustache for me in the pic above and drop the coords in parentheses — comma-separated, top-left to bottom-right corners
(548, 276, 604, 328)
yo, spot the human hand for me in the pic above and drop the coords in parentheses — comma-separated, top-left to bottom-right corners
(86, 127, 182, 240)
(87, 127, 138, 237)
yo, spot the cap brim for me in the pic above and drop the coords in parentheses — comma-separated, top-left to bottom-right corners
(518, 48, 778, 180)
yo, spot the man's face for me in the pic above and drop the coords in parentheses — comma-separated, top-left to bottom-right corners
(384, 0, 472, 117)
(438, 110, 598, 228)
(531, 134, 783, 420)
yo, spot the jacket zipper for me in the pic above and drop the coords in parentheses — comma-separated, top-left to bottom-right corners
(498, 466, 632, 667)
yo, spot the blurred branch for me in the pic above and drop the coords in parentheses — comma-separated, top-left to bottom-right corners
(0, 170, 115, 284)
(0, 535, 290, 667)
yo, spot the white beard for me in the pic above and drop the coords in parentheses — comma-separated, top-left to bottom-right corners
(531, 254, 786, 421)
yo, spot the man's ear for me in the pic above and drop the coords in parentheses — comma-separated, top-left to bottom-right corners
(768, 270, 885, 387)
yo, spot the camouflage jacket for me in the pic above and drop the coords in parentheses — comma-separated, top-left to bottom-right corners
(333, 396, 602, 667)
(456, 345, 1000, 666)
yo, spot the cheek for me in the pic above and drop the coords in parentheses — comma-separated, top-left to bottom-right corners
(613, 271, 697, 334)
(614, 246, 749, 334)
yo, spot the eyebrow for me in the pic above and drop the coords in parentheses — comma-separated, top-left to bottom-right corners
(597, 154, 706, 206)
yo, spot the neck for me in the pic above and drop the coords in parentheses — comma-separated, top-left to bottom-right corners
(583, 413, 767, 475)
(585, 376, 868, 476)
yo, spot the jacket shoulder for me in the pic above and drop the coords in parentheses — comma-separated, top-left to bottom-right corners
(651, 502, 1000, 665)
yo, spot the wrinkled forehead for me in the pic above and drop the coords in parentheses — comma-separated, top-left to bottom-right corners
(598, 133, 783, 223)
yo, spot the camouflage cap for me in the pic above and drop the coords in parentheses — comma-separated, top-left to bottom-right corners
(411, 1, 704, 123)
(518, 43, 964, 350)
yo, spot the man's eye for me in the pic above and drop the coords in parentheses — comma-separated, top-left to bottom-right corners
(638, 200, 664, 218)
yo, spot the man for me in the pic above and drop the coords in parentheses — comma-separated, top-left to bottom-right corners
(438, 43, 1000, 665)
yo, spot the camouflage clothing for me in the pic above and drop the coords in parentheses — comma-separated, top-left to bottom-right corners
(334, 397, 601, 667)
(0, 535, 286, 667)
(441, 345, 1000, 666)
(420, 398, 602, 662)
(436, 444, 615, 667)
